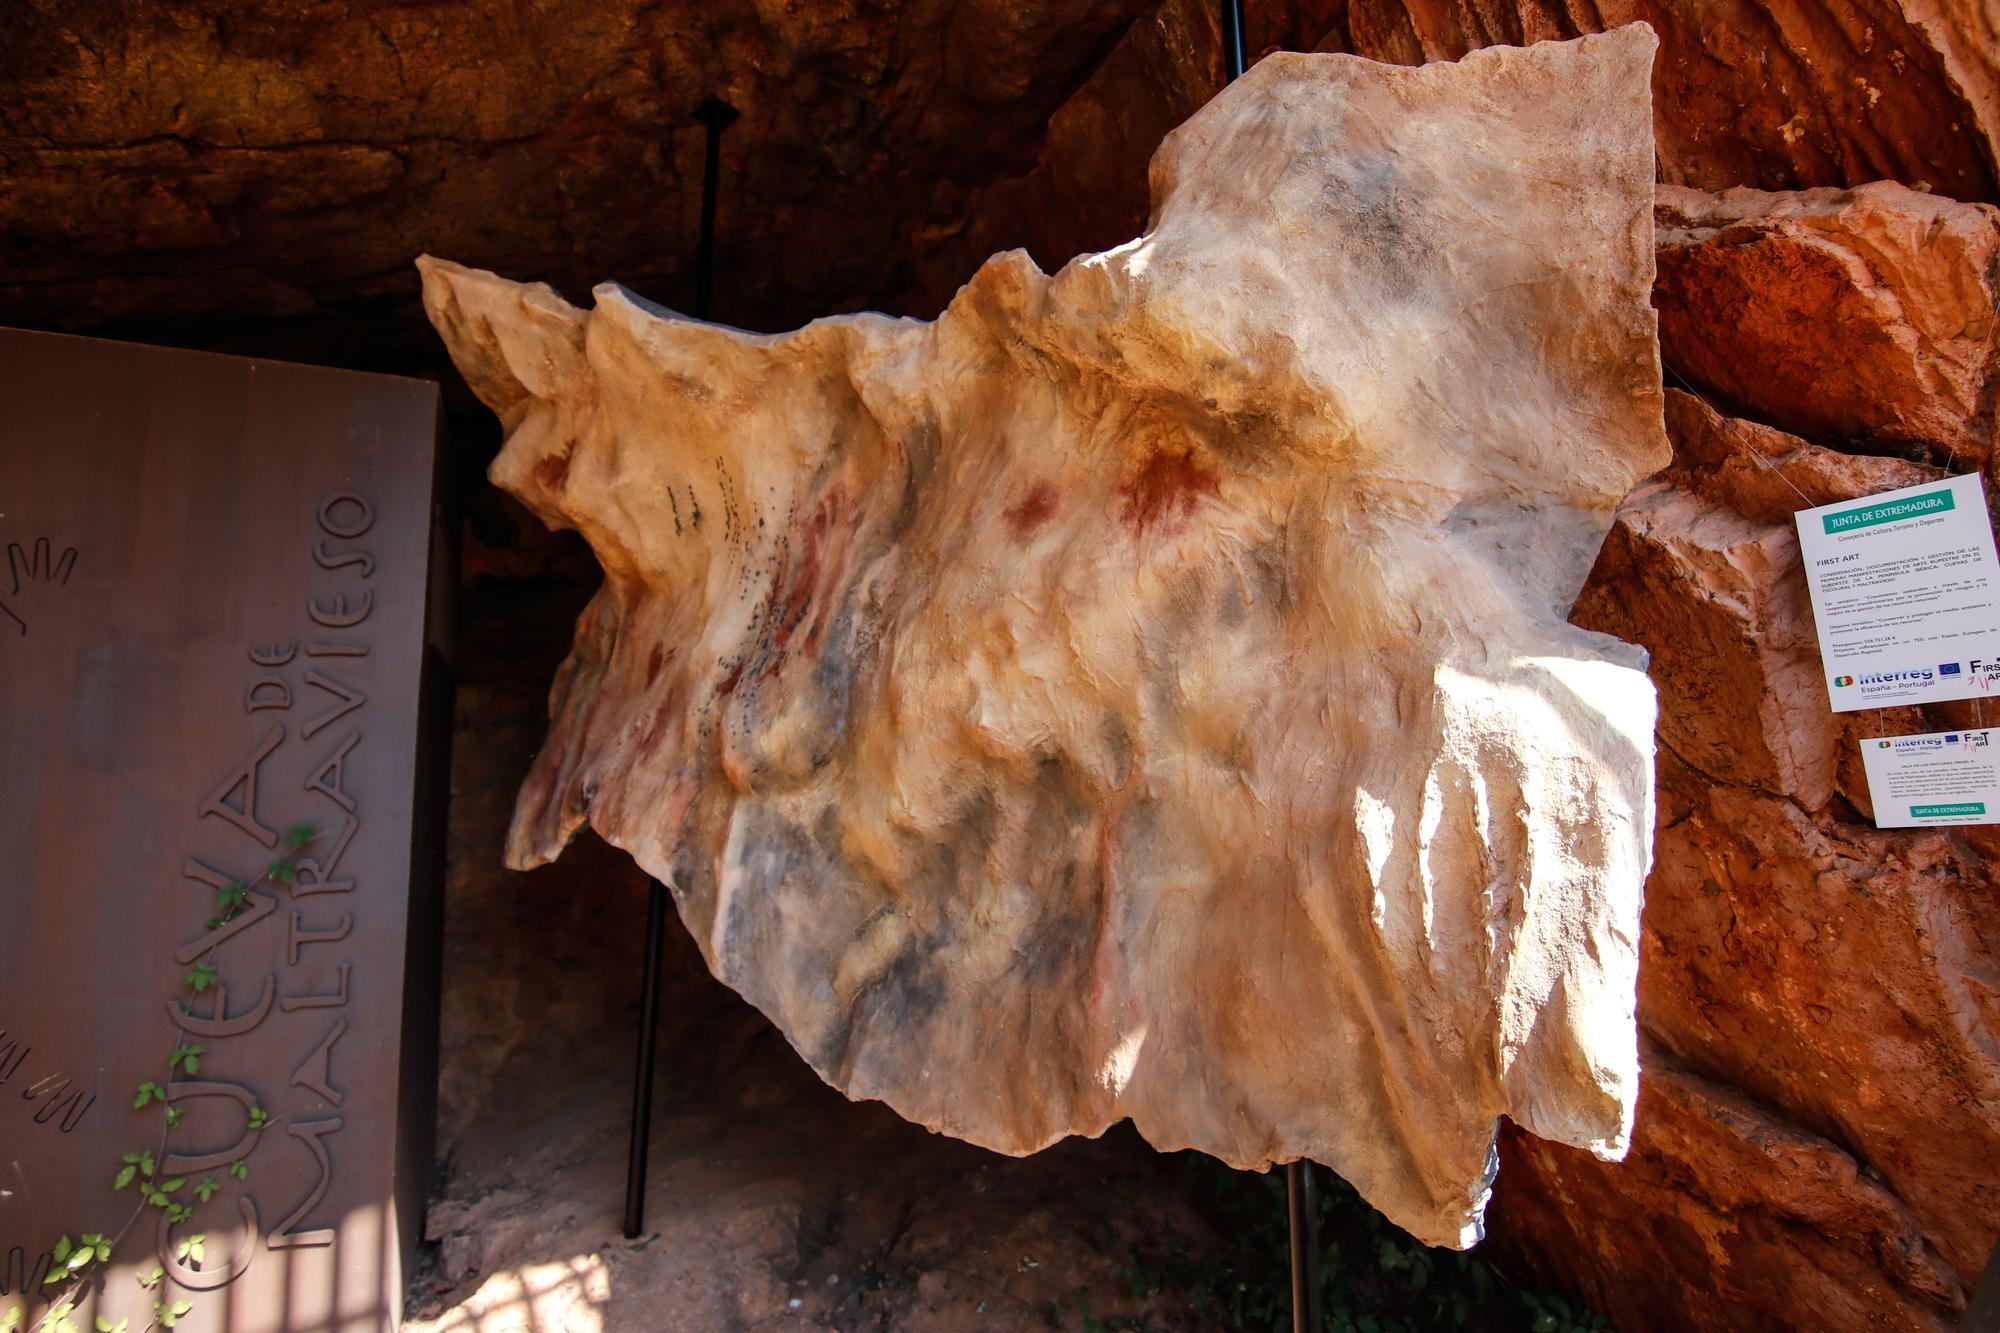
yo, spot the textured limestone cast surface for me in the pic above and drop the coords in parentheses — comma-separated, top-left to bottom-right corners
(422, 26, 1667, 1247)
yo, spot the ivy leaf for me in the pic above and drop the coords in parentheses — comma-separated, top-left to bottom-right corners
(194, 1177, 219, 1203)
(163, 1105, 183, 1128)
(286, 824, 315, 850)
(2, 1307, 19, 1332)
(113, 1164, 135, 1190)
(51, 1237, 70, 1264)
(227, 1161, 249, 1181)
(246, 1108, 269, 1130)
(186, 962, 217, 993)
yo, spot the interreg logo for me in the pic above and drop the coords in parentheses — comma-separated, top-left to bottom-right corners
(1822, 487, 1955, 533)
(1851, 667, 1936, 689)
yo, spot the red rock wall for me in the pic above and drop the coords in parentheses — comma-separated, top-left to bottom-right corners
(1502, 187, 2000, 1329)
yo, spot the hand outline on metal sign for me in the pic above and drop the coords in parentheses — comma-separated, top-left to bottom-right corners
(1, 537, 79, 637)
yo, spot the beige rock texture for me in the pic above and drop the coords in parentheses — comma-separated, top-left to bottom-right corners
(421, 27, 1672, 1250)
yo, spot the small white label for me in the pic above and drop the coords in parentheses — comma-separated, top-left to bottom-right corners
(1860, 728, 2000, 827)
(1795, 474, 2000, 711)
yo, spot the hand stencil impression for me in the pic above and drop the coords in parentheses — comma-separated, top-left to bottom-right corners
(1, 537, 79, 636)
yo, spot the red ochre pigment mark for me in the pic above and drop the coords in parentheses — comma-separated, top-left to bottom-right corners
(716, 657, 748, 697)
(1003, 481, 1059, 538)
(1118, 447, 1219, 531)
(645, 643, 672, 686)
(536, 441, 576, 492)
(718, 489, 856, 705)
(642, 685, 683, 750)
(770, 488, 848, 659)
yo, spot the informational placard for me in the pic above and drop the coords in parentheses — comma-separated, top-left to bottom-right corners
(0, 328, 450, 1332)
(1796, 474, 2000, 711)
(1861, 728, 2000, 827)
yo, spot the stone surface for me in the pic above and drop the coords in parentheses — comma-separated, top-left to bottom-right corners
(1510, 379, 2000, 1326)
(422, 28, 1669, 1250)
(1572, 390, 1940, 806)
(0, 0, 1155, 347)
(1655, 183, 2000, 468)
(1492, 1045, 1962, 1333)
(7, 0, 1996, 371)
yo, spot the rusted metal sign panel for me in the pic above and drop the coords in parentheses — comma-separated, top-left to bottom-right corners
(0, 328, 450, 1331)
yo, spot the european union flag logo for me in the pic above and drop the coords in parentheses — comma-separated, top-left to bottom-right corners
(1941, 662, 1963, 676)
(1948, 734, 1961, 743)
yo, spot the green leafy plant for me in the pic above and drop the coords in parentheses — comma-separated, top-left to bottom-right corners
(18, 828, 314, 1333)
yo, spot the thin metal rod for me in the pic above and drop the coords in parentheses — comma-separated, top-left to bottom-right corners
(1220, 0, 1249, 81)
(1287, 1160, 1321, 1332)
(623, 94, 739, 1242)
(693, 97, 741, 321)
(622, 879, 669, 1238)
(1219, 9, 1308, 1324)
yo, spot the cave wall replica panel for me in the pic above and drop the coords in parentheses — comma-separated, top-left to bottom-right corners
(422, 26, 1669, 1250)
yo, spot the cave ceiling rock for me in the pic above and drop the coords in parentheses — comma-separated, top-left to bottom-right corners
(421, 25, 1670, 1248)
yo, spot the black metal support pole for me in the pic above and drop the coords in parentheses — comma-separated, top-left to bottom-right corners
(1220, 0, 1249, 80)
(622, 879, 669, 1238)
(693, 97, 741, 321)
(1218, 3, 1314, 1325)
(1287, 1160, 1322, 1332)
(622, 95, 740, 1242)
